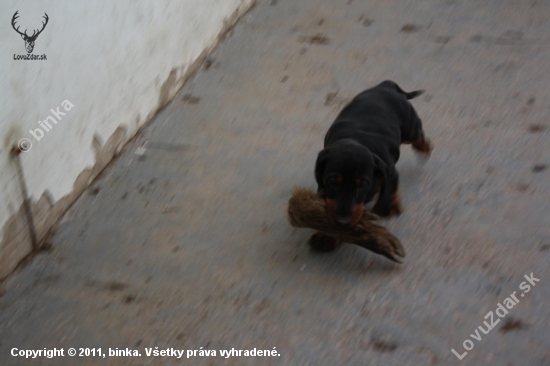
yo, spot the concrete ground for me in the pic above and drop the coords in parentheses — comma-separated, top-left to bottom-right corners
(1, 0, 549, 365)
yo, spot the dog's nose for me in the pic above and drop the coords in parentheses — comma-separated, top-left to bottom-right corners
(335, 217, 352, 227)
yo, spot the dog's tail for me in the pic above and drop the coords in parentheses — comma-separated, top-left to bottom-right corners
(403, 89, 425, 99)
(395, 84, 424, 99)
(384, 80, 424, 100)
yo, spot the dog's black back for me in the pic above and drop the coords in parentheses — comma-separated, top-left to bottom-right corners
(325, 80, 424, 165)
(315, 80, 430, 221)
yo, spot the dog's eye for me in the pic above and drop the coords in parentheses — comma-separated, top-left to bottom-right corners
(357, 179, 369, 189)
(326, 177, 339, 186)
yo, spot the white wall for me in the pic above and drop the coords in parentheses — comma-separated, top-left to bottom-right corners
(0, 0, 254, 279)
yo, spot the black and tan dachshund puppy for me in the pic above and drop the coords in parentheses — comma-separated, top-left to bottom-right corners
(310, 80, 432, 251)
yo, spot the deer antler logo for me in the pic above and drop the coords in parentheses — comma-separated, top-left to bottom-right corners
(12, 11, 49, 54)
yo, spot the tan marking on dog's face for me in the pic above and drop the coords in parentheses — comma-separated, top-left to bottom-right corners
(351, 204, 364, 226)
(325, 199, 337, 224)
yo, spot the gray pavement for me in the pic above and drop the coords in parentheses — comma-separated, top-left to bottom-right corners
(1, 0, 550, 365)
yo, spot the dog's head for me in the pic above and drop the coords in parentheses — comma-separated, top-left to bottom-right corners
(314, 139, 386, 227)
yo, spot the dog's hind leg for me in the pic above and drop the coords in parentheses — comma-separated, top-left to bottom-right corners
(404, 116, 433, 156)
(412, 131, 432, 154)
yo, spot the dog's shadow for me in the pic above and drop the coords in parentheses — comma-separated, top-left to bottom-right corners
(305, 239, 403, 274)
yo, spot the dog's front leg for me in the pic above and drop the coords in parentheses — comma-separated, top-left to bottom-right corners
(373, 170, 401, 217)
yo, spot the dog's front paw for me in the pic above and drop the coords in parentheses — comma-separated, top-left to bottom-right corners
(372, 202, 391, 218)
(389, 191, 403, 216)
(373, 198, 402, 218)
(308, 232, 341, 252)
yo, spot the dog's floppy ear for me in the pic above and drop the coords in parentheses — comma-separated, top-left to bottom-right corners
(314, 148, 330, 196)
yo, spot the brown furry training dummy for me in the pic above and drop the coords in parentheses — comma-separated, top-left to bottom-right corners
(288, 188, 405, 263)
